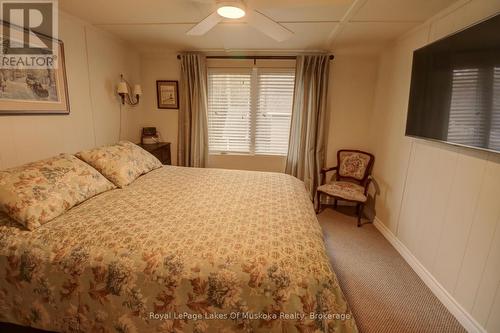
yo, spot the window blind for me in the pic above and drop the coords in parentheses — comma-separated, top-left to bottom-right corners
(207, 69, 252, 153)
(255, 69, 295, 155)
(207, 67, 295, 155)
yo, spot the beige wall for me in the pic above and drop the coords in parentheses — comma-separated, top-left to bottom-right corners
(325, 54, 379, 167)
(368, 1, 500, 332)
(0, 11, 141, 169)
(136, 53, 379, 171)
(136, 54, 288, 171)
(128, 53, 180, 165)
(85, 24, 142, 146)
(1, 17, 379, 173)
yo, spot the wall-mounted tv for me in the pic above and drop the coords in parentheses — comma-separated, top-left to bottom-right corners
(406, 13, 500, 153)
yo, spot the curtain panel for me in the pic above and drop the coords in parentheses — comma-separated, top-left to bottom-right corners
(285, 55, 330, 202)
(178, 53, 209, 167)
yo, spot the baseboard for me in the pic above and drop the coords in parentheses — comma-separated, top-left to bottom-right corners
(373, 217, 486, 333)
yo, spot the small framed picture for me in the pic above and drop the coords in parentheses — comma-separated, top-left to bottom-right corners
(156, 80, 179, 109)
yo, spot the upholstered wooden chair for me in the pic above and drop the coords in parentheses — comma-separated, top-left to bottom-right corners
(316, 150, 375, 227)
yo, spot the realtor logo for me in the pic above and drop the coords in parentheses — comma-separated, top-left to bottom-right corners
(0, 0, 58, 68)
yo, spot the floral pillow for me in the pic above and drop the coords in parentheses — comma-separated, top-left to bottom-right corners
(0, 154, 116, 230)
(75, 141, 163, 188)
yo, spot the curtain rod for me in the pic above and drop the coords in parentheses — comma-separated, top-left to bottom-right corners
(176, 55, 334, 60)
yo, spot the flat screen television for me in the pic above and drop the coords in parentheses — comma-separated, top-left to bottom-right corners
(406, 13, 500, 153)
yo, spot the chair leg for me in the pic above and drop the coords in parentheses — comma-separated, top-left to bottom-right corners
(333, 199, 338, 209)
(356, 203, 363, 227)
(315, 191, 321, 214)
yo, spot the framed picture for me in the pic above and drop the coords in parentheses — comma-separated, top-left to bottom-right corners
(156, 80, 179, 109)
(0, 22, 70, 115)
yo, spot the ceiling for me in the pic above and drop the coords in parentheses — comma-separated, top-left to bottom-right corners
(60, 0, 458, 53)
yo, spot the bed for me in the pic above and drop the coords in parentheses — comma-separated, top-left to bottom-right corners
(0, 165, 357, 333)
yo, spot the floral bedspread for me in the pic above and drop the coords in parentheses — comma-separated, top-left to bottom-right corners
(0, 166, 358, 333)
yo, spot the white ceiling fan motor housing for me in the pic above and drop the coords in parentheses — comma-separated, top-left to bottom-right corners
(216, 0, 246, 19)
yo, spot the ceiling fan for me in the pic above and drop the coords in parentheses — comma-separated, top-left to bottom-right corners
(187, 0, 294, 42)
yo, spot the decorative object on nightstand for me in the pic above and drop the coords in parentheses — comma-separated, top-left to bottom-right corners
(316, 149, 375, 227)
(139, 142, 171, 165)
(141, 127, 160, 144)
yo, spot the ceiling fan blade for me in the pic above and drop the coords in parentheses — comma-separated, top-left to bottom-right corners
(187, 11, 222, 36)
(247, 10, 294, 42)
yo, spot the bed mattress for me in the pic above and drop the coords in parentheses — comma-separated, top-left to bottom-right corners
(0, 166, 357, 332)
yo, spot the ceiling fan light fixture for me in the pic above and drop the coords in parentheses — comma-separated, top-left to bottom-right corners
(216, 1, 245, 19)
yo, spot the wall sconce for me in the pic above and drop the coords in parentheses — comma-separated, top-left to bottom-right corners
(117, 74, 142, 106)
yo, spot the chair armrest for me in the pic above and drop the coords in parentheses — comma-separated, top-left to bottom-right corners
(319, 166, 337, 186)
(364, 175, 374, 194)
(320, 166, 338, 174)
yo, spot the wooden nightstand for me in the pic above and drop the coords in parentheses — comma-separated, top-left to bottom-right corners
(138, 142, 171, 165)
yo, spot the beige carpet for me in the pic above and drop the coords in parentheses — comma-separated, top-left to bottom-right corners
(318, 207, 466, 333)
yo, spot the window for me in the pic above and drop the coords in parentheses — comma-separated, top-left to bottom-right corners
(207, 67, 295, 155)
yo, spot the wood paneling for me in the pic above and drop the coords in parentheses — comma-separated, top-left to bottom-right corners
(398, 142, 431, 252)
(413, 144, 457, 269)
(485, 277, 500, 332)
(471, 200, 500, 326)
(431, 151, 487, 292)
(369, 1, 500, 331)
(454, 157, 500, 312)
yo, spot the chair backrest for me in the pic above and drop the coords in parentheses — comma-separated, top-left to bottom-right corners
(336, 150, 374, 184)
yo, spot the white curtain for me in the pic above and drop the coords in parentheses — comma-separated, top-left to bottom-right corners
(285, 55, 330, 200)
(178, 53, 209, 167)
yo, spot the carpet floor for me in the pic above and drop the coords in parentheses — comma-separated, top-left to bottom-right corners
(318, 207, 466, 333)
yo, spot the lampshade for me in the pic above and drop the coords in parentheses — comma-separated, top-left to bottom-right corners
(133, 84, 143, 96)
(117, 82, 128, 94)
